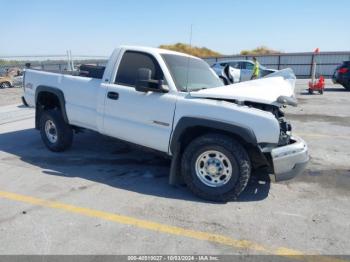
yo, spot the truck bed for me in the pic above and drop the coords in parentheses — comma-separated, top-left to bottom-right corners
(24, 69, 102, 115)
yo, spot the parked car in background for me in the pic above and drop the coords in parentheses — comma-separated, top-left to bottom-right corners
(0, 68, 24, 88)
(0, 76, 13, 89)
(11, 70, 24, 87)
(211, 60, 277, 82)
(12, 75, 24, 87)
(332, 61, 350, 90)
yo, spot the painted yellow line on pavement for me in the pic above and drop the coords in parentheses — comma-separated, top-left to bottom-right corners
(295, 133, 350, 140)
(0, 190, 346, 262)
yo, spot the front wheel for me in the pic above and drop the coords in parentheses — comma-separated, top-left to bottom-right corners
(181, 134, 251, 202)
(39, 109, 73, 152)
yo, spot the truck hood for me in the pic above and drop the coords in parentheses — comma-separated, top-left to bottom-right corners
(190, 69, 297, 106)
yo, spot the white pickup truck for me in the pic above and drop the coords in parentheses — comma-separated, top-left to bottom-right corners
(23, 46, 309, 201)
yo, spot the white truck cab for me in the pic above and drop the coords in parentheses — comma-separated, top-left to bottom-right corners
(23, 46, 309, 201)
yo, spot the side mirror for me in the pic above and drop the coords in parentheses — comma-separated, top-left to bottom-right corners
(135, 68, 168, 93)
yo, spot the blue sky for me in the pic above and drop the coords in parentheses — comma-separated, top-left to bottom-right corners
(1, 0, 349, 56)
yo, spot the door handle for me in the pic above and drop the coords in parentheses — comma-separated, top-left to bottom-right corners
(107, 92, 119, 100)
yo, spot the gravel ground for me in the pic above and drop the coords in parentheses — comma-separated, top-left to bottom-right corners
(0, 87, 23, 106)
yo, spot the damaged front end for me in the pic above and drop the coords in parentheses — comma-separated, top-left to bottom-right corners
(190, 68, 308, 181)
(243, 100, 308, 182)
(243, 101, 293, 147)
(242, 100, 309, 182)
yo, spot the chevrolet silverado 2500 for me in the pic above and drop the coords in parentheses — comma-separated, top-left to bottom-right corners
(23, 46, 309, 201)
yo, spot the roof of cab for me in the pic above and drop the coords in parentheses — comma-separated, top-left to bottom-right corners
(119, 45, 200, 60)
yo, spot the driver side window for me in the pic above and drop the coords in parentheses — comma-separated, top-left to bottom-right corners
(115, 51, 164, 87)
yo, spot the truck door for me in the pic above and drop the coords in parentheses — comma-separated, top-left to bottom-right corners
(102, 51, 177, 153)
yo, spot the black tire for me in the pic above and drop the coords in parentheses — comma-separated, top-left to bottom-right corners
(319, 89, 323, 94)
(308, 88, 313, 94)
(181, 134, 251, 202)
(39, 109, 73, 152)
(0, 82, 11, 89)
(343, 83, 350, 91)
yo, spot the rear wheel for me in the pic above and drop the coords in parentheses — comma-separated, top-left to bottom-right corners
(181, 134, 251, 202)
(39, 109, 73, 152)
(308, 88, 313, 94)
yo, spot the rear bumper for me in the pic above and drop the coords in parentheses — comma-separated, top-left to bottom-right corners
(269, 136, 309, 182)
(333, 74, 350, 86)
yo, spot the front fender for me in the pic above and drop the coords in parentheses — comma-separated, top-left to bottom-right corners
(169, 117, 257, 155)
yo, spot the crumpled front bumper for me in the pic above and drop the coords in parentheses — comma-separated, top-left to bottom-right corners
(270, 136, 309, 182)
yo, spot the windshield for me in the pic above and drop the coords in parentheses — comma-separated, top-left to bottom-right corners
(161, 54, 223, 91)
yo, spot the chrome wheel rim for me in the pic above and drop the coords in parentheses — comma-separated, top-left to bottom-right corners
(195, 150, 232, 187)
(45, 120, 58, 143)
